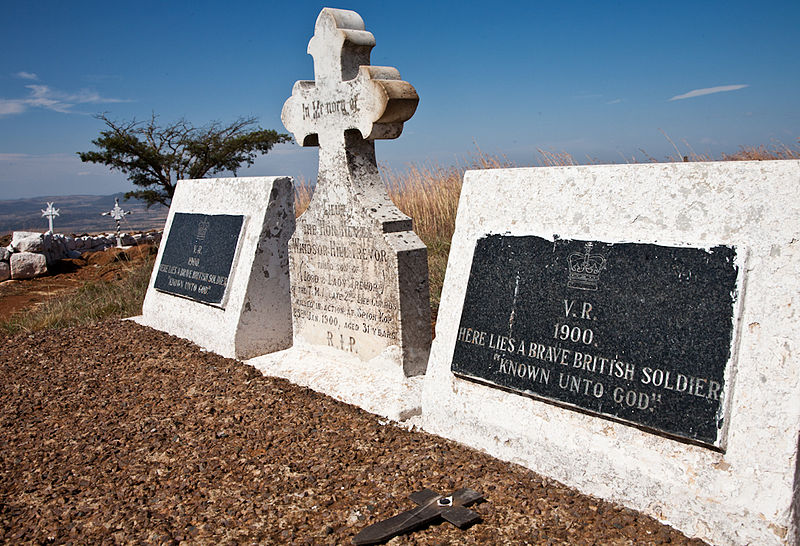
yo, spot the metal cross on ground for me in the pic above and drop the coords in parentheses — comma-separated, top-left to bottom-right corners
(352, 487, 484, 545)
(101, 197, 133, 247)
(41, 202, 59, 233)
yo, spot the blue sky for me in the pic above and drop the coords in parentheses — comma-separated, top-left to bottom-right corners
(1, 0, 798, 201)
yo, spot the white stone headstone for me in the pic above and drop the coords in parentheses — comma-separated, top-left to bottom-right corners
(422, 160, 800, 546)
(249, 8, 430, 422)
(135, 177, 294, 360)
(280, 7, 430, 375)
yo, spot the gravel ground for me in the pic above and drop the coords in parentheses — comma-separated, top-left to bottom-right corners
(0, 321, 706, 545)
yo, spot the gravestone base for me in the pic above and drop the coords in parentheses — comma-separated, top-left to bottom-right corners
(247, 343, 423, 422)
(423, 160, 800, 546)
(134, 176, 294, 360)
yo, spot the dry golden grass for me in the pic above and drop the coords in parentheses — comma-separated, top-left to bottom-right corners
(721, 139, 800, 161)
(291, 139, 798, 321)
(6, 139, 797, 333)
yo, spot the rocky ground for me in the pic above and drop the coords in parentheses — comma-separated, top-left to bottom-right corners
(0, 249, 707, 544)
(1, 324, 706, 545)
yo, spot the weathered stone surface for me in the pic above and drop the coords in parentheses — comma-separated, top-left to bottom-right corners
(136, 177, 294, 360)
(42, 233, 67, 264)
(11, 231, 44, 253)
(281, 7, 430, 376)
(10, 251, 47, 279)
(0, 261, 9, 282)
(422, 160, 800, 546)
(0, 247, 9, 262)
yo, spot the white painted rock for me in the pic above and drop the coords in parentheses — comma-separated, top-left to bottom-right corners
(42, 233, 66, 264)
(0, 262, 9, 282)
(10, 252, 47, 279)
(11, 231, 44, 253)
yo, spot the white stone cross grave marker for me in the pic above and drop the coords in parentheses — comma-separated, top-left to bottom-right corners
(101, 197, 133, 247)
(281, 8, 431, 376)
(41, 202, 59, 233)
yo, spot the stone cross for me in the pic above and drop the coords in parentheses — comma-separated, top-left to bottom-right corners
(281, 8, 431, 375)
(101, 197, 132, 247)
(41, 202, 59, 233)
(282, 7, 419, 212)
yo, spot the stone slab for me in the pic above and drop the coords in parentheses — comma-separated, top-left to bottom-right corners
(246, 343, 423, 423)
(135, 177, 294, 360)
(453, 234, 741, 448)
(153, 213, 244, 305)
(10, 251, 47, 279)
(422, 160, 800, 545)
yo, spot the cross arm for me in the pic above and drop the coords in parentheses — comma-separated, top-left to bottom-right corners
(409, 487, 484, 528)
(357, 66, 418, 140)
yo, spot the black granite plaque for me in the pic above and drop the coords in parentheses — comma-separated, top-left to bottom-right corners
(452, 235, 740, 447)
(154, 213, 244, 306)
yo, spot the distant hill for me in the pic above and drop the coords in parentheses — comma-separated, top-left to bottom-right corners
(0, 193, 169, 236)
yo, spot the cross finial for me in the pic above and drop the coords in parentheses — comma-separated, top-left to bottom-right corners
(307, 9, 374, 86)
(281, 7, 418, 151)
(102, 197, 132, 221)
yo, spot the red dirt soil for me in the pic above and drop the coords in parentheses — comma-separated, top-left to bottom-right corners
(0, 245, 156, 322)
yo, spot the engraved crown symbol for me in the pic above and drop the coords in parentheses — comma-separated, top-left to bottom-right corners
(567, 242, 606, 291)
(196, 217, 210, 240)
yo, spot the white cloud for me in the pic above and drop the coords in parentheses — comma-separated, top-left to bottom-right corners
(0, 82, 131, 117)
(0, 153, 32, 161)
(14, 71, 38, 80)
(607, 98, 623, 105)
(669, 84, 748, 101)
(0, 100, 27, 115)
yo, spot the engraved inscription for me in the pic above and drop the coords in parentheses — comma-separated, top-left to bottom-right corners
(290, 211, 401, 360)
(302, 94, 360, 121)
(154, 213, 244, 306)
(452, 234, 739, 447)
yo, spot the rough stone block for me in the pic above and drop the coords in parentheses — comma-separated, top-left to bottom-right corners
(0, 262, 9, 282)
(11, 231, 44, 253)
(10, 252, 47, 279)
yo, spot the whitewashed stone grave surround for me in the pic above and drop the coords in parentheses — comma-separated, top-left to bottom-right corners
(136, 177, 294, 360)
(422, 160, 800, 545)
(249, 8, 430, 421)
